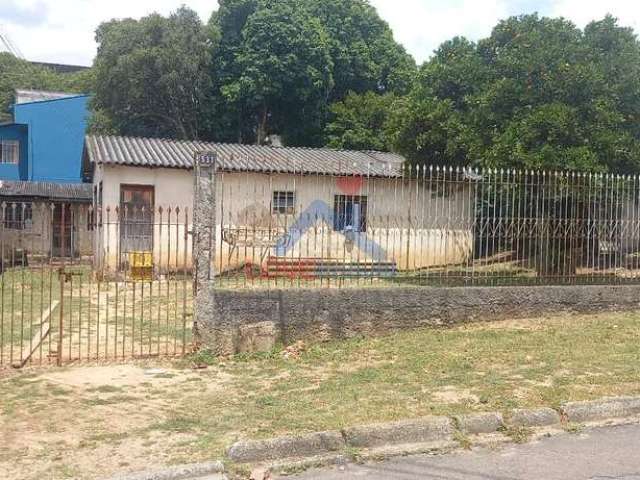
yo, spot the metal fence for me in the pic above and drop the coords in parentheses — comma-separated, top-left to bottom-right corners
(4, 165, 640, 365)
(207, 165, 640, 288)
(0, 201, 193, 368)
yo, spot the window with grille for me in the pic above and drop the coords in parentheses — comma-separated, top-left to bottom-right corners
(272, 191, 295, 214)
(4, 203, 32, 230)
(333, 195, 368, 232)
(0, 140, 19, 164)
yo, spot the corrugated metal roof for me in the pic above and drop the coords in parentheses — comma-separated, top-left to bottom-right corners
(15, 90, 80, 104)
(85, 135, 406, 177)
(0, 180, 92, 201)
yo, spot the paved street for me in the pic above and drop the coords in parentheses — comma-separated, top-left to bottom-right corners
(282, 423, 640, 480)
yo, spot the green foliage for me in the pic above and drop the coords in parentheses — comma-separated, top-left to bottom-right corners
(393, 14, 640, 173)
(206, 0, 416, 145)
(0, 52, 92, 122)
(227, 0, 334, 146)
(93, 6, 212, 139)
(325, 91, 396, 151)
(307, 0, 415, 99)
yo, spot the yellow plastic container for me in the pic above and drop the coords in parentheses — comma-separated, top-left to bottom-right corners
(129, 251, 153, 280)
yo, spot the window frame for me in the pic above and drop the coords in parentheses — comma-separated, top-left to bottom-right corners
(0, 140, 19, 165)
(272, 190, 296, 215)
(3, 202, 33, 230)
(333, 195, 368, 232)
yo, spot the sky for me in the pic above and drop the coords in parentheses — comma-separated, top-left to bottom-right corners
(1, 0, 640, 67)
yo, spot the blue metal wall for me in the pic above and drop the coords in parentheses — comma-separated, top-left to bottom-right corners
(0, 94, 89, 183)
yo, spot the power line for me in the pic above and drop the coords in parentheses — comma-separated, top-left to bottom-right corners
(0, 25, 25, 60)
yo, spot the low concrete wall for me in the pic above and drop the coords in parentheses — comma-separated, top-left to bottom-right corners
(203, 284, 640, 354)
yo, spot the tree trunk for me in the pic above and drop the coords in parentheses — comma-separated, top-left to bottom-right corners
(256, 103, 268, 145)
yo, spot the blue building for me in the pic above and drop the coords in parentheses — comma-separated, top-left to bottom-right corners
(0, 90, 92, 258)
(0, 89, 90, 183)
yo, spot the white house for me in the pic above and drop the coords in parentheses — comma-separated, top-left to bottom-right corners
(83, 135, 475, 275)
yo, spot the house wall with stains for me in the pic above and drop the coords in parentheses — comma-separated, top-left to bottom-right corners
(95, 164, 475, 273)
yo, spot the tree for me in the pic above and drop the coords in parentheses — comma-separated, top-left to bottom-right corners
(93, 7, 212, 139)
(307, 0, 415, 99)
(393, 14, 640, 174)
(0, 53, 92, 122)
(226, 0, 334, 146)
(387, 96, 476, 166)
(207, 0, 416, 145)
(325, 91, 396, 151)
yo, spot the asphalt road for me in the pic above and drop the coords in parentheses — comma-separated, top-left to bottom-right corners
(282, 423, 640, 480)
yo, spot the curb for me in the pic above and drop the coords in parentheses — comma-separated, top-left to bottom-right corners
(342, 416, 453, 448)
(104, 461, 225, 480)
(507, 407, 561, 428)
(455, 412, 503, 434)
(561, 396, 640, 423)
(227, 431, 344, 463)
(226, 395, 640, 467)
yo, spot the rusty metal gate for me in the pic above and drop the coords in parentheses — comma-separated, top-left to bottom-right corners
(0, 201, 193, 368)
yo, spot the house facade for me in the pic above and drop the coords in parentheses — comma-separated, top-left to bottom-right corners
(0, 90, 90, 183)
(0, 180, 93, 258)
(84, 135, 476, 275)
(0, 90, 92, 259)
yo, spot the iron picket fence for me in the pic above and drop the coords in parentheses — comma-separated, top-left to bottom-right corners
(0, 201, 193, 367)
(205, 165, 640, 289)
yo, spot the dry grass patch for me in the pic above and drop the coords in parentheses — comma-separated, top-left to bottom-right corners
(1, 310, 640, 479)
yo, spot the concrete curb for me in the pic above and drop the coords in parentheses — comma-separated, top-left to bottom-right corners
(225, 396, 640, 468)
(227, 431, 344, 463)
(507, 407, 561, 428)
(561, 396, 640, 423)
(342, 416, 453, 448)
(104, 461, 225, 480)
(454, 412, 504, 434)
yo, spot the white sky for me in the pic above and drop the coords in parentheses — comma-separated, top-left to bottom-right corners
(1, 0, 640, 67)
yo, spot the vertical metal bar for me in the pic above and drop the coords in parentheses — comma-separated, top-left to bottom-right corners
(182, 207, 189, 356)
(57, 269, 64, 366)
(0, 203, 5, 366)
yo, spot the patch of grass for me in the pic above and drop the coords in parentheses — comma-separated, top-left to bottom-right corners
(453, 430, 473, 450)
(500, 425, 534, 444)
(564, 422, 584, 434)
(83, 395, 140, 406)
(3, 310, 640, 480)
(87, 385, 123, 394)
(150, 415, 201, 433)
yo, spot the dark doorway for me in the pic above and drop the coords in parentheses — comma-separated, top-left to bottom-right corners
(120, 185, 155, 261)
(52, 204, 75, 257)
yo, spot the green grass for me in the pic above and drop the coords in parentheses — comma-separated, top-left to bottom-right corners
(0, 265, 192, 364)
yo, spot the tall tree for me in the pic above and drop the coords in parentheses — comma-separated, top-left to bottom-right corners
(307, 0, 415, 99)
(93, 7, 212, 139)
(393, 14, 640, 174)
(223, 0, 334, 146)
(207, 0, 416, 145)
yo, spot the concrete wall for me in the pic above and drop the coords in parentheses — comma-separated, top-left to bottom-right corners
(96, 164, 475, 272)
(206, 284, 640, 354)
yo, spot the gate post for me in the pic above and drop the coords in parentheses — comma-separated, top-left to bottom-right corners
(193, 152, 221, 353)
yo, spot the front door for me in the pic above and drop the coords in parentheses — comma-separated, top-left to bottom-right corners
(120, 185, 155, 262)
(52, 204, 75, 257)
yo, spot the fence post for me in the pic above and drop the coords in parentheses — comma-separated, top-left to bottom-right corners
(192, 151, 221, 353)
